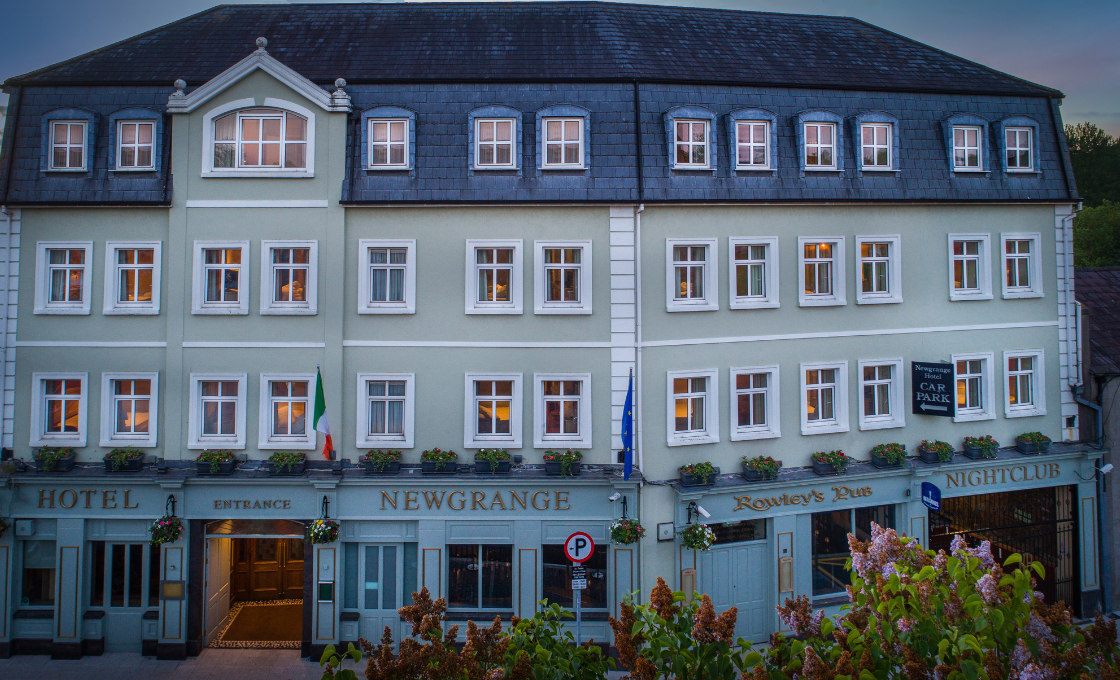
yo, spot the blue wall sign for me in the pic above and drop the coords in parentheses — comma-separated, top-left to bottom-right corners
(921, 482, 941, 512)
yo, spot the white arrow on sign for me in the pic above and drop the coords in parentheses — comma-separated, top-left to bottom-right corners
(919, 403, 948, 412)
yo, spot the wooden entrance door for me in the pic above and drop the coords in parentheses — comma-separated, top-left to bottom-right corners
(698, 541, 771, 643)
(232, 538, 306, 603)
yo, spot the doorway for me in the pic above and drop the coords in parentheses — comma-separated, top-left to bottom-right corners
(202, 519, 307, 648)
(697, 519, 771, 643)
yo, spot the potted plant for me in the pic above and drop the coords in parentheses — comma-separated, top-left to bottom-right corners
(741, 455, 781, 481)
(812, 450, 848, 476)
(196, 450, 236, 474)
(104, 447, 144, 472)
(33, 447, 76, 473)
(474, 448, 511, 474)
(870, 443, 906, 469)
(680, 523, 716, 551)
(543, 449, 583, 476)
(610, 517, 645, 545)
(918, 439, 955, 465)
(149, 516, 183, 546)
(962, 435, 999, 460)
(1016, 431, 1052, 455)
(679, 461, 719, 487)
(362, 449, 402, 475)
(267, 451, 306, 475)
(307, 519, 340, 545)
(421, 448, 458, 474)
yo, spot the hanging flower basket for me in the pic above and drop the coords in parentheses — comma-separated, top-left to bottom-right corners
(362, 450, 402, 475)
(543, 449, 583, 476)
(680, 523, 715, 551)
(33, 447, 76, 473)
(149, 516, 184, 546)
(307, 519, 340, 545)
(918, 440, 954, 465)
(610, 517, 645, 545)
(1016, 432, 1051, 455)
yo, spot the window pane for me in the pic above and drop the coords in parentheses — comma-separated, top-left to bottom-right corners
(128, 544, 144, 607)
(811, 511, 850, 595)
(111, 543, 126, 607)
(447, 545, 478, 608)
(363, 545, 379, 610)
(382, 546, 397, 610)
(541, 544, 607, 609)
(343, 543, 359, 609)
(481, 545, 512, 609)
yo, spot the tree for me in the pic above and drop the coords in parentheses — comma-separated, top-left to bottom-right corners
(1073, 200, 1120, 267)
(1065, 122, 1120, 207)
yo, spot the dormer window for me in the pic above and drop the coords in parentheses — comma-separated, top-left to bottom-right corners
(674, 120, 710, 168)
(212, 109, 307, 169)
(50, 121, 87, 170)
(804, 123, 837, 170)
(953, 126, 982, 169)
(117, 121, 155, 170)
(475, 118, 516, 168)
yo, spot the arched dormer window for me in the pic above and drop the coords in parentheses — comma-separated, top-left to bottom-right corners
(202, 98, 316, 177)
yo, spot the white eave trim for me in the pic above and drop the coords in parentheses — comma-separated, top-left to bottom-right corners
(167, 48, 350, 113)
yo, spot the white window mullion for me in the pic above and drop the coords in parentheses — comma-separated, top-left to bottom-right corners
(855, 234, 902, 305)
(729, 365, 780, 440)
(100, 372, 158, 447)
(857, 358, 904, 431)
(465, 239, 523, 314)
(798, 237, 846, 307)
(533, 373, 592, 448)
(666, 238, 718, 312)
(952, 352, 995, 422)
(356, 373, 415, 448)
(800, 361, 849, 435)
(35, 241, 93, 315)
(464, 373, 522, 448)
(666, 369, 719, 446)
(1000, 233, 1043, 299)
(1004, 350, 1046, 418)
(534, 240, 592, 314)
(729, 237, 779, 309)
(187, 373, 246, 449)
(31, 372, 88, 447)
(947, 233, 993, 301)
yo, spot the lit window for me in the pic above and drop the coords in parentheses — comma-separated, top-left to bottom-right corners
(356, 373, 415, 447)
(806, 369, 835, 423)
(200, 381, 238, 437)
(261, 241, 317, 315)
(674, 246, 706, 300)
(801, 362, 849, 435)
(204, 250, 240, 303)
(48, 249, 85, 304)
(475, 118, 516, 168)
(22, 541, 56, 607)
(855, 235, 903, 304)
(948, 234, 992, 301)
(952, 352, 994, 422)
(50, 121, 86, 170)
(466, 240, 523, 314)
(1005, 350, 1046, 418)
(953, 126, 982, 169)
(534, 373, 591, 448)
(729, 238, 778, 309)
(675, 120, 710, 168)
(100, 372, 158, 447)
(735, 121, 769, 169)
(1005, 127, 1032, 171)
(730, 365, 780, 441)
(1001, 233, 1042, 298)
(45, 379, 82, 435)
(799, 238, 846, 306)
(535, 241, 591, 314)
(1005, 240, 1031, 289)
(35, 242, 92, 315)
(188, 374, 246, 448)
(666, 239, 718, 311)
(31, 372, 88, 447)
(478, 248, 514, 303)
(858, 359, 905, 431)
(804, 123, 837, 169)
(192, 241, 248, 314)
(117, 121, 155, 170)
(105, 243, 160, 314)
(368, 119, 408, 167)
(271, 380, 308, 438)
(860, 123, 891, 169)
(667, 369, 719, 446)
(212, 109, 307, 169)
(465, 373, 522, 448)
(543, 118, 583, 167)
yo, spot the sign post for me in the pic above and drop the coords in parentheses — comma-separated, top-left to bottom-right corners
(564, 532, 595, 644)
(911, 361, 956, 418)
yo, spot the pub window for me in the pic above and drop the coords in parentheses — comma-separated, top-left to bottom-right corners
(22, 540, 56, 607)
(447, 544, 513, 610)
(710, 519, 766, 545)
(104, 242, 161, 314)
(542, 544, 607, 609)
(89, 542, 155, 609)
(812, 505, 894, 596)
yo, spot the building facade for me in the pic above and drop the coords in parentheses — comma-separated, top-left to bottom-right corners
(0, 2, 1106, 660)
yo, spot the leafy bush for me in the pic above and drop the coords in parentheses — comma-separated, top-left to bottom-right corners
(503, 602, 615, 680)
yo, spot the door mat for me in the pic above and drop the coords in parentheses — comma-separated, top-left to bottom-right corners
(209, 599, 303, 649)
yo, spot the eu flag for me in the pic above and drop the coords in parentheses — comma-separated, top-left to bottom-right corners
(622, 369, 634, 481)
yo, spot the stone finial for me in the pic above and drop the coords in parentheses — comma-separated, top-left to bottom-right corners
(330, 78, 352, 111)
(172, 79, 187, 97)
(334, 78, 347, 91)
(255, 36, 268, 51)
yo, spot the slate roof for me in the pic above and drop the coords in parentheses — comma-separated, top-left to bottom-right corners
(5, 2, 1061, 98)
(1076, 267, 1120, 375)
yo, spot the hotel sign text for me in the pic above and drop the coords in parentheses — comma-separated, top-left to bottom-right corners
(37, 488, 140, 509)
(380, 489, 571, 511)
(733, 485, 872, 512)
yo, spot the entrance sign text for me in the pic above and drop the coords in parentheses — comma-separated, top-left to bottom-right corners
(379, 489, 571, 512)
(733, 485, 872, 512)
(912, 361, 955, 417)
(945, 463, 1061, 490)
(37, 488, 140, 509)
(213, 499, 292, 510)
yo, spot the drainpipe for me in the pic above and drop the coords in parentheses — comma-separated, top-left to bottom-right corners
(0, 204, 10, 403)
(635, 203, 644, 476)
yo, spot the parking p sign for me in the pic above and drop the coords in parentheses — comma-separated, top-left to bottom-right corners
(564, 531, 595, 563)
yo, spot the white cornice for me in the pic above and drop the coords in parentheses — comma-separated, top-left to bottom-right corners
(167, 48, 350, 114)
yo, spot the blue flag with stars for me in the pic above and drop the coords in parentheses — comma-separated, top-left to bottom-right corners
(622, 369, 634, 481)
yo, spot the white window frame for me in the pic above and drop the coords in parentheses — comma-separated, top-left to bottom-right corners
(201, 98, 315, 178)
(187, 373, 247, 449)
(191, 240, 250, 315)
(103, 241, 161, 315)
(800, 361, 850, 435)
(99, 372, 158, 447)
(34, 241, 93, 315)
(854, 234, 902, 305)
(357, 238, 416, 315)
(355, 372, 416, 449)
(367, 118, 410, 169)
(947, 233, 993, 301)
(541, 117, 585, 169)
(465, 239, 523, 315)
(257, 373, 316, 450)
(859, 123, 893, 171)
(665, 238, 718, 312)
(734, 120, 770, 170)
(673, 119, 711, 169)
(49, 120, 87, 171)
(115, 120, 156, 171)
(666, 368, 719, 447)
(728, 237, 779, 310)
(797, 236, 846, 307)
(464, 372, 523, 449)
(533, 372, 592, 449)
(474, 118, 517, 169)
(1004, 127, 1034, 172)
(952, 125, 984, 171)
(259, 240, 318, 315)
(30, 372, 88, 447)
(951, 352, 996, 423)
(1000, 232, 1043, 299)
(1004, 349, 1046, 418)
(533, 240, 592, 315)
(803, 122, 838, 170)
(729, 365, 780, 441)
(856, 358, 905, 431)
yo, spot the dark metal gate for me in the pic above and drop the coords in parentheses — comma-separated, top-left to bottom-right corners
(929, 485, 1079, 615)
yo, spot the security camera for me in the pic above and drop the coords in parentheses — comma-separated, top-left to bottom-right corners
(1101, 464, 1114, 475)
(608, 492, 622, 502)
(696, 505, 711, 519)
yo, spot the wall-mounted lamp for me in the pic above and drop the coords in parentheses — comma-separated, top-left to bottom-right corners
(320, 496, 331, 520)
(165, 494, 177, 518)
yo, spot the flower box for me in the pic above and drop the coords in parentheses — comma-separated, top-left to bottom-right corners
(963, 445, 996, 460)
(544, 461, 581, 476)
(812, 460, 845, 476)
(474, 460, 511, 474)
(363, 461, 401, 475)
(680, 467, 719, 487)
(741, 462, 781, 482)
(917, 442, 955, 465)
(196, 459, 236, 475)
(34, 451, 76, 473)
(267, 460, 306, 476)
(870, 452, 904, 469)
(1015, 441, 1050, 455)
(104, 455, 144, 473)
(421, 460, 457, 475)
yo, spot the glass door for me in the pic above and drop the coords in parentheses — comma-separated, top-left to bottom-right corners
(358, 544, 402, 645)
(89, 541, 160, 651)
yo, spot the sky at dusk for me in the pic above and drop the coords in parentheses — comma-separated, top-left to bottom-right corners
(1, 0, 1118, 135)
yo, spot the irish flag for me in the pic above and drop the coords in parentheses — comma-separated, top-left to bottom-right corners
(313, 368, 333, 460)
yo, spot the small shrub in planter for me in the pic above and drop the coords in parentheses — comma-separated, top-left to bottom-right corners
(474, 448, 511, 474)
(963, 435, 999, 460)
(811, 450, 847, 475)
(362, 449, 402, 475)
(869, 442, 906, 468)
(679, 523, 716, 551)
(267, 451, 306, 475)
(610, 517, 645, 545)
(104, 447, 144, 472)
(196, 449, 236, 474)
(420, 448, 458, 474)
(543, 449, 583, 476)
(918, 439, 955, 464)
(1016, 431, 1052, 455)
(679, 461, 718, 487)
(34, 447, 76, 473)
(741, 455, 781, 481)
